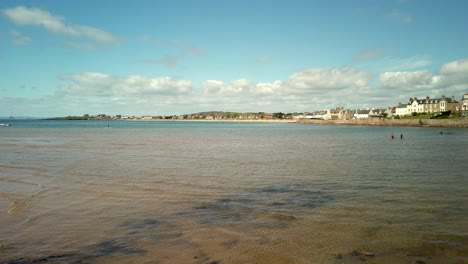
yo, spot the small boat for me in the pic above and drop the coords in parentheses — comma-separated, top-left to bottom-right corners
(0, 123, 11, 126)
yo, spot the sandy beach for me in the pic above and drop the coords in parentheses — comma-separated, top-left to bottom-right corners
(2, 120, 467, 263)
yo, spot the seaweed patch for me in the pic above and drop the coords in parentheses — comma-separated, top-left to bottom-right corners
(96, 240, 146, 256)
(4, 253, 94, 264)
(120, 217, 185, 244)
(120, 217, 166, 233)
(192, 183, 333, 227)
(192, 249, 221, 264)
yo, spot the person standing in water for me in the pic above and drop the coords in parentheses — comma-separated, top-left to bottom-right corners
(391, 133, 394, 139)
(400, 133, 403, 139)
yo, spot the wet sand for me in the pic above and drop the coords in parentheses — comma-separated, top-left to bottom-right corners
(1, 121, 467, 263)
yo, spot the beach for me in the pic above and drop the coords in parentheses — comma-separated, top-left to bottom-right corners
(1, 120, 467, 263)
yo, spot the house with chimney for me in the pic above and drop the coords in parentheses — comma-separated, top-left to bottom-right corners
(403, 95, 460, 116)
(353, 109, 370, 119)
(395, 103, 408, 117)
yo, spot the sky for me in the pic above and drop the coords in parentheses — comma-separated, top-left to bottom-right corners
(1, 0, 468, 117)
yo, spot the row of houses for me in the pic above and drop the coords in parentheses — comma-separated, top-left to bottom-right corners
(303, 93, 468, 120)
(395, 94, 468, 117)
(300, 107, 392, 120)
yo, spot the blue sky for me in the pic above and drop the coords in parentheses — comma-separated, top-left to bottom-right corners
(1, 0, 468, 117)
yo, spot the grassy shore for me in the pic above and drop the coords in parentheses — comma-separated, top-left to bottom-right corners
(297, 117, 468, 128)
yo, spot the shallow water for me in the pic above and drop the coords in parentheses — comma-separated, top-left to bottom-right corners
(0, 120, 467, 263)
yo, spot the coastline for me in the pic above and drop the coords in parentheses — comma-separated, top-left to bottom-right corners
(297, 117, 468, 128)
(125, 117, 468, 128)
(42, 117, 467, 128)
(125, 119, 296, 123)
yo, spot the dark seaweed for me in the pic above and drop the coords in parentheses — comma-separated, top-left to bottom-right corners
(95, 240, 145, 256)
(120, 217, 185, 244)
(191, 183, 334, 227)
(4, 253, 94, 264)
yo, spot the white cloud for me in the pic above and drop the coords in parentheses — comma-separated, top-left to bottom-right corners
(380, 71, 436, 89)
(194, 61, 467, 112)
(58, 72, 192, 97)
(199, 80, 225, 95)
(3, 6, 119, 44)
(197, 67, 372, 99)
(196, 67, 374, 111)
(15, 59, 468, 116)
(383, 56, 432, 71)
(437, 59, 468, 94)
(282, 67, 372, 94)
(439, 59, 468, 75)
(253, 81, 282, 95)
(10, 30, 31, 45)
(199, 79, 255, 97)
(380, 58, 468, 97)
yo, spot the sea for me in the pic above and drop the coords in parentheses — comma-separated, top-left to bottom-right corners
(0, 119, 467, 264)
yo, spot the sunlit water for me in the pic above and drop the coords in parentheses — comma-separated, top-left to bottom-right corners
(0, 120, 467, 263)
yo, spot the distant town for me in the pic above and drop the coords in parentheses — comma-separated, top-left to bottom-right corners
(53, 93, 468, 121)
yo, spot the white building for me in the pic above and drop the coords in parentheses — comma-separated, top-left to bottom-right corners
(462, 93, 468, 117)
(395, 103, 409, 116)
(354, 109, 370, 119)
(398, 96, 460, 116)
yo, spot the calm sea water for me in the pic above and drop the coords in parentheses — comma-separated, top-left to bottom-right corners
(0, 120, 467, 263)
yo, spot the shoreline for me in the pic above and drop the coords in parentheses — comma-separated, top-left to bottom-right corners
(125, 117, 468, 128)
(40, 117, 468, 128)
(125, 119, 296, 123)
(297, 117, 468, 128)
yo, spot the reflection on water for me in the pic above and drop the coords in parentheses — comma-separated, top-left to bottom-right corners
(0, 121, 467, 263)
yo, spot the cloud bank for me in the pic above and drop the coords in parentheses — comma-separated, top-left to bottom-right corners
(73, 59, 468, 112)
(380, 59, 468, 96)
(58, 73, 192, 97)
(5, 59, 468, 116)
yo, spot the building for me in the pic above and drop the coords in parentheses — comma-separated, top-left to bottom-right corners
(309, 111, 326, 119)
(462, 93, 468, 117)
(368, 108, 387, 118)
(402, 95, 460, 116)
(354, 109, 370, 119)
(323, 107, 340, 120)
(385, 108, 394, 118)
(322, 107, 353, 120)
(408, 97, 425, 114)
(395, 103, 408, 117)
